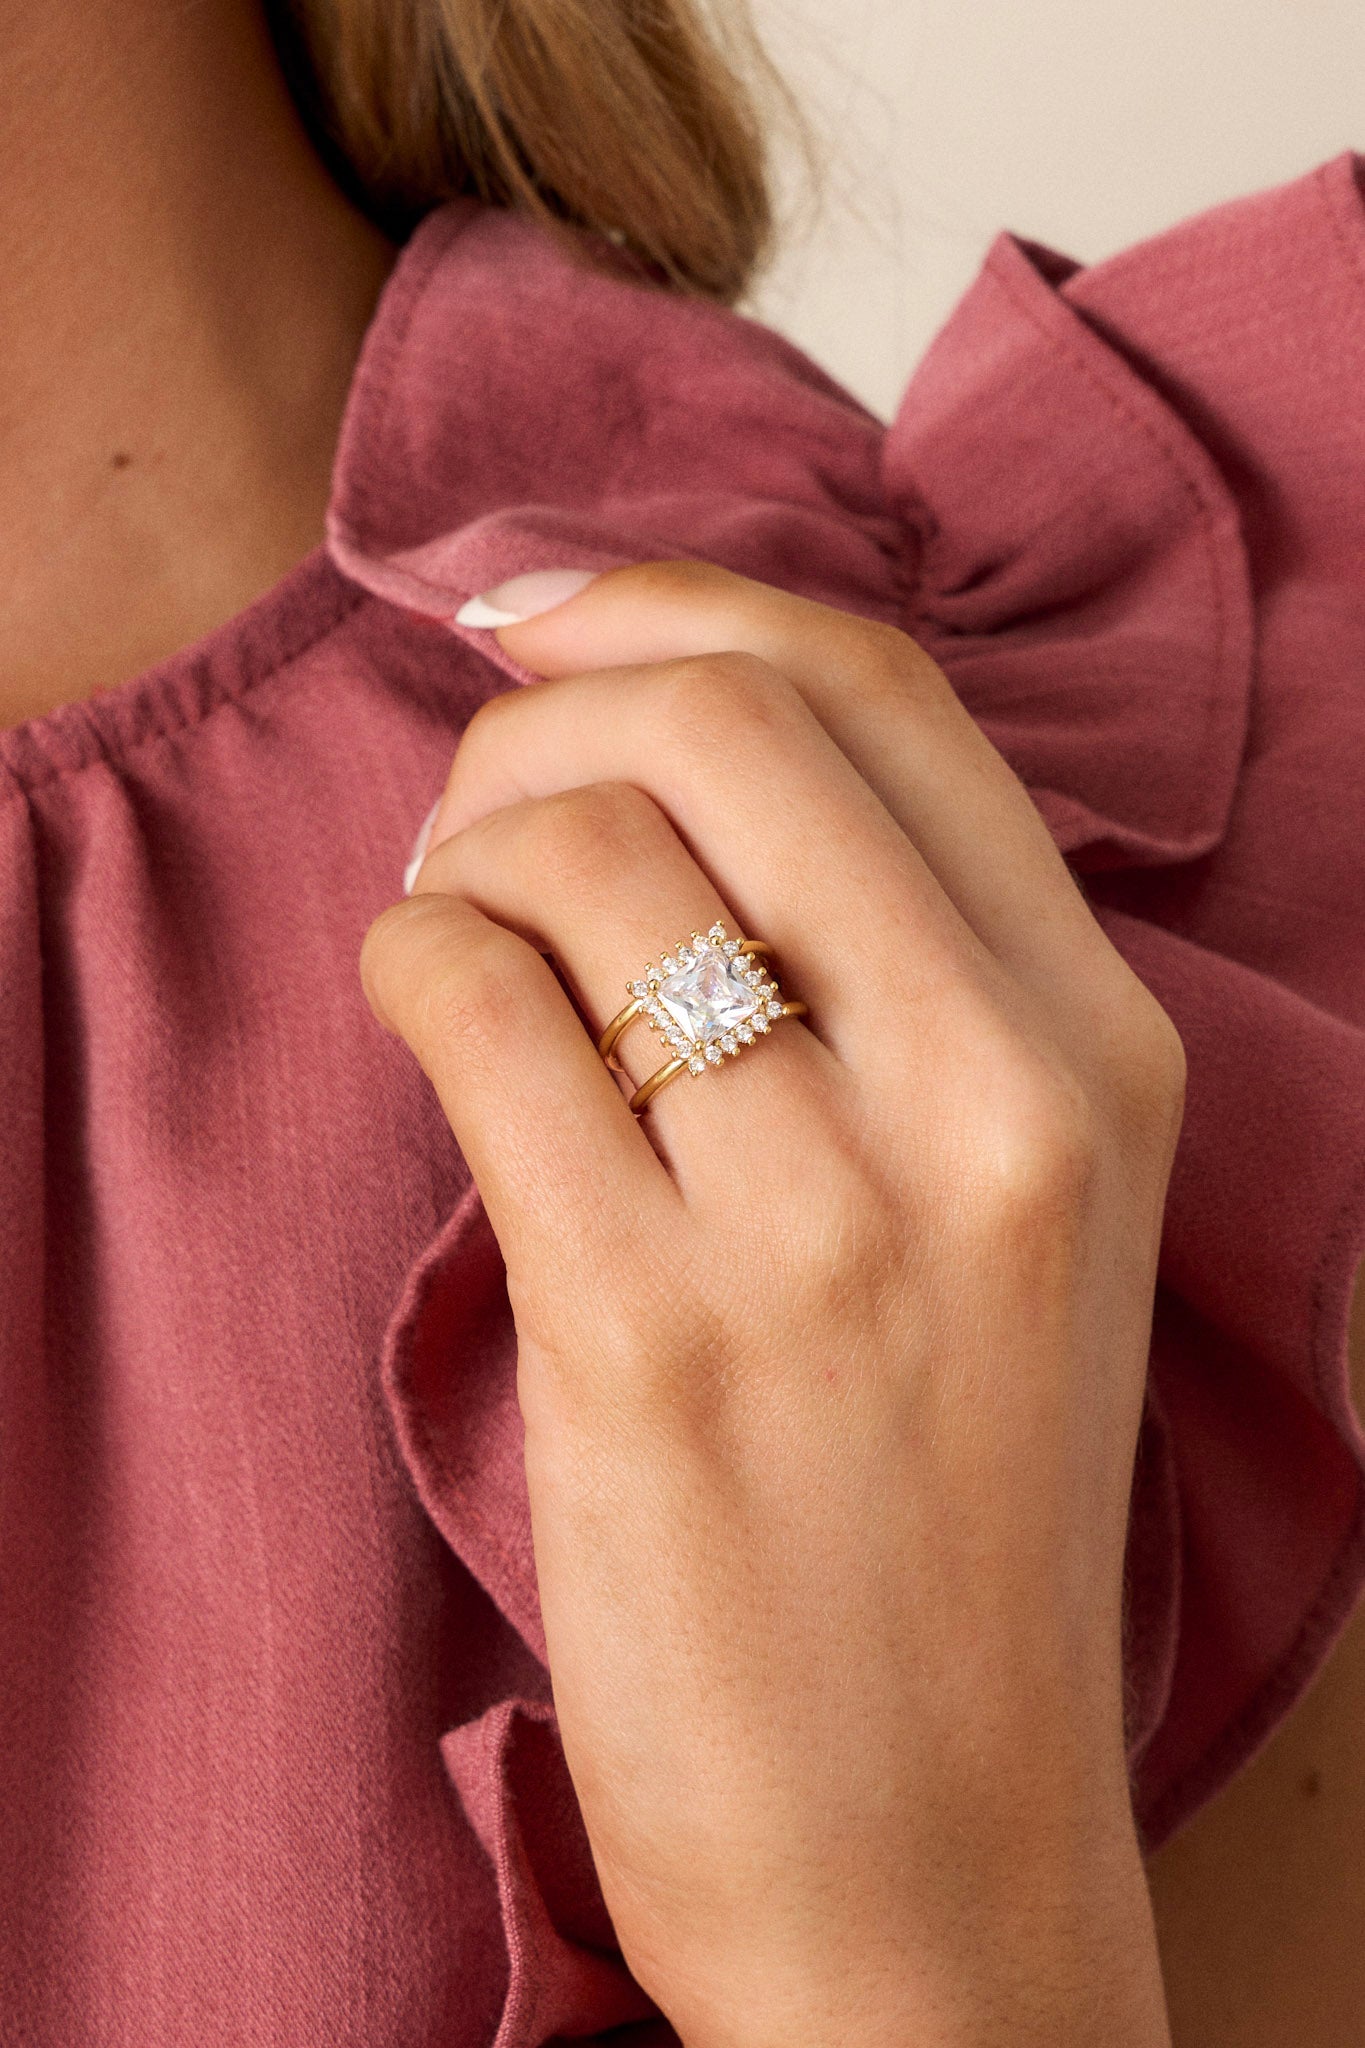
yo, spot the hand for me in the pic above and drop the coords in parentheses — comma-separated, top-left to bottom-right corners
(360, 560, 1182, 2048)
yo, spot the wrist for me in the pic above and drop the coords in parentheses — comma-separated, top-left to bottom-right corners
(671, 1792, 1170, 2048)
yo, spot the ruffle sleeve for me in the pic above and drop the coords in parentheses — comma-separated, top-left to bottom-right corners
(328, 161, 1365, 2041)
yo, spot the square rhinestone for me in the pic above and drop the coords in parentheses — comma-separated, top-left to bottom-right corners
(655, 942, 763, 1048)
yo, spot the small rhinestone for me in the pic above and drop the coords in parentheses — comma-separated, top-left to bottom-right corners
(688, 1055, 707, 1075)
(629, 980, 648, 999)
(704, 1043, 723, 1065)
(720, 1033, 738, 1054)
(722, 938, 741, 956)
(660, 955, 676, 975)
(676, 945, 693, 965)
(736, 1023, 755, 1044)
(765, 1000, 784, 1019)
(707, 922, 726, 942)
(753, 1013, 771, 1033)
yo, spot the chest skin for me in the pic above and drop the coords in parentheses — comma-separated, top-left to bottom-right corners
(1146, 1263, 1365, 2045)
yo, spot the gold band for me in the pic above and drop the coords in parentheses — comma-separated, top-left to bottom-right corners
(596, 923, 805, 1116)
(625, 1002, 807, 1114)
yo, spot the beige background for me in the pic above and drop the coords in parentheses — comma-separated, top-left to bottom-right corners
(744, 0, 1364, 420)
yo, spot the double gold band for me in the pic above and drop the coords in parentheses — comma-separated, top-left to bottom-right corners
(597, 922, 807, 1115)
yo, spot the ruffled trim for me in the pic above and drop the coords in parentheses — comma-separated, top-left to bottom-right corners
(328, 201, 909, 654)
(885, 233, 1253, 868)
(442, 1698, 662, 2044)
(1096, 908, 1365, 1840)
(341, 160, 1365, 2038)
(382, 1182, 545, 1662)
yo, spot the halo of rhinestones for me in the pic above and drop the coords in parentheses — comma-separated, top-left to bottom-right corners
(626, 922, 788, 1078)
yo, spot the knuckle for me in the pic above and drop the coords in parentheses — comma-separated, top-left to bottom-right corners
(361, 896, 528, 1059)
(530, 780, 668, 896)
(964, 1055, 1103, 1227)
(617, 556, 725, 607)
(449, 688, 511, 789)
(416, 923, 534, 1059)
(458, 684, 515, 753)
(1147, 1005, 1189, 1115)
(791, 1176, 906, 1330)
(1080, 958, 1186, 1122)
(359, 896, 428, 1027)
(650, 650, 795, 756)
(437, 693, 519, 824)
(1092, 970, 1189, 1142)
(360, 895, 490, 1039)
(812, 612, 961, 736)
(853, 616, 951, 703)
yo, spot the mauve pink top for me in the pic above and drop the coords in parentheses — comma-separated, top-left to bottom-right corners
(4, 151, 1365, 2045)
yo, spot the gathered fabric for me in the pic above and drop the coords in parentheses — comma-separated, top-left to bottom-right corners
(2, 152, 1363, 2046)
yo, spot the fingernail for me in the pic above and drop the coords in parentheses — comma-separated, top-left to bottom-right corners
(454, 568, 598, 628)
(402, 797, 442, 895)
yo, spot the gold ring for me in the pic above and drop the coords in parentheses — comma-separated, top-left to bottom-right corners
(597, 921, 808, 1115)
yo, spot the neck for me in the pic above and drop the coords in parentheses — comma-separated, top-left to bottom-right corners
(0, 0, 396, 728)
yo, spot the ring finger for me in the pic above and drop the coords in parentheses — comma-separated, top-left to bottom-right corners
(412, 777, 841, 1174)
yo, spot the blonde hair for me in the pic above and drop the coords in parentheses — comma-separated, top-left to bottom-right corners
(268, 0, 804, 303)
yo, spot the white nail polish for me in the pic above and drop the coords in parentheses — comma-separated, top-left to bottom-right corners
(454, 567, 598, 628)
(403, 798, 442, 895)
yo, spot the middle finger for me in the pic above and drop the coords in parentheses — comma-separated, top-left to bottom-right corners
(415, 652, 992, 1070)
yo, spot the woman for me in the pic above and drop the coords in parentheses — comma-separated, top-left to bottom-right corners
(3, 1, 1362, 2042)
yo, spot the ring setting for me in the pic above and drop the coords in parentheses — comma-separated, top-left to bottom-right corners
(598, 921, 806, 1113)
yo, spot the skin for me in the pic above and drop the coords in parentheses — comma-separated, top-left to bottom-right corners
(6, 1, 1364, 2037)
(0, 0, 393, 729)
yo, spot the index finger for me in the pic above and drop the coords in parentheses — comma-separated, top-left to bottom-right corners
(455, 559, 1103, 986)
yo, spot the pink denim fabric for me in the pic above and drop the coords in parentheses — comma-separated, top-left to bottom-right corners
(2, 151, 1364, 2045)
